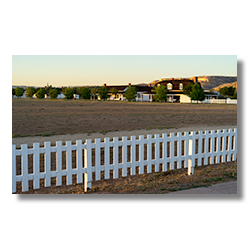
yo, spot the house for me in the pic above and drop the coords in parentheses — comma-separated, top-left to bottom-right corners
(135, 85, 154, 102)
(105, 83, 153, 101)
(153, 77, 218, 103)
(105, 84, 128, 101)
(57, 93, 65, 99)
(152, 78, 198, 102)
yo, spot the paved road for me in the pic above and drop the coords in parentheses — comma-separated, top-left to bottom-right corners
(168, 181, 237, 194)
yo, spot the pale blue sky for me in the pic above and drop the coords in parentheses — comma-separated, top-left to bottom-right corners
(12, 55, 237, 87)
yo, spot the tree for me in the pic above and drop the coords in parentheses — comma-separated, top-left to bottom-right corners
(36, 88, 46, 99)
(25, 87, 36, 98)
(15, 87, 25, 97)
(81, 87, 91, 100)
(219, 86, 236, 98)
(189, 84, 205, 103)
(153, 85, 168, 102)
(49, 88, 58, 99)
(125, 86, 137, 101)
(12, 88, 15, 96)
(91, 86, 98, 99)
(183, 82, 194, 96)
(110, 87, 118, 99)
(98, 86, 109, 100)
(62, 87, 74, 99)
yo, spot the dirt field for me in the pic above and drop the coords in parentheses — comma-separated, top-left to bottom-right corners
(12, 98, 237, 138)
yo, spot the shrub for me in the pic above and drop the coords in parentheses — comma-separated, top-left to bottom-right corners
(81, 87, 91, 100)
(25, 87, 36, 98)
(49, 88, 58, 99)
(36, 88, 46, 99)
(125, 86, 137, 101)
(62, 87, 74, 99)
(98, 86, 109, 100)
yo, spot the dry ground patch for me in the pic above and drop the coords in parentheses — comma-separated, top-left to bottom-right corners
(12, 99, 237, 137)
(15, 161, 237, 194)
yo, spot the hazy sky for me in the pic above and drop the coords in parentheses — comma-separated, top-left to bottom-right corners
(12, 55, 237, 87)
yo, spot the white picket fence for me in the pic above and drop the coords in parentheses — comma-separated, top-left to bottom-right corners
(12, 128, 237, 193)
(182, 99, 237, 104)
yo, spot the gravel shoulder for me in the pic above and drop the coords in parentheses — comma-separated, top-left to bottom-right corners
(12, 125, 237, 147)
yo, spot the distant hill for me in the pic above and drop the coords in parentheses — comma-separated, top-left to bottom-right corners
(211, 81, 237, 92)
(191, 76, 237, 90)
(150, 76, 237, 90)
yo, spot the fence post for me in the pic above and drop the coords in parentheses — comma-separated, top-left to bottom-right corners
(188, 132, 194, 175)
(12, 145, 16, 193)
(84, 139, 92, 192)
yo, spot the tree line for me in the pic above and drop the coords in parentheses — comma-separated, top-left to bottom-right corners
(13, 82, 233, 102)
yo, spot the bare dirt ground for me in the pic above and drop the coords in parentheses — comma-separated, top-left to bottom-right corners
(12, 98, 237, 194)
(12, 98, 237, 144)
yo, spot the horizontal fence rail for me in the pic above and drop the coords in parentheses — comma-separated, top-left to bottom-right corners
(12, 128, 237, 193)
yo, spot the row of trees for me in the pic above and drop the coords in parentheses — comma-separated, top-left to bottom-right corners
(218, 86, 237, 99)
(13, 82, 207, 102)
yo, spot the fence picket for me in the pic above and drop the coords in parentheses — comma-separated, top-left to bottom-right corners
(227, 129, 232, 162)
(204, 131, 209, 165)
(162, 133, 167, 172)
(222, 129, 227, 163)
(84, 139, 92, 192)
(210, 130, 215, 165)
(122, 136, 127, 177)
(197, 131, 202, 166)
(170, 133, 174, 170)
(177, 132, 182, 169)
(12, 145, 16, 193)
(76, 140, 83, 183)
(21, 144, 29, 192)
(147, 134, 152, 173)
(66, 141, 72, 185)
(216, 130, 221, 163)
(104, 137, 110, 179)
(234, 128, 237, 160)
(44, 142, 51, 187)
(184, 132, 189, 168)
(113, 137, 119, 179)
(155, 134, 160, 172)
(56, 141, 62, 186)
(95, 138, 101, 181)
(139, 135, 144, 174)
(131, 136, 136, 175)
(33, 142, 40, 189)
